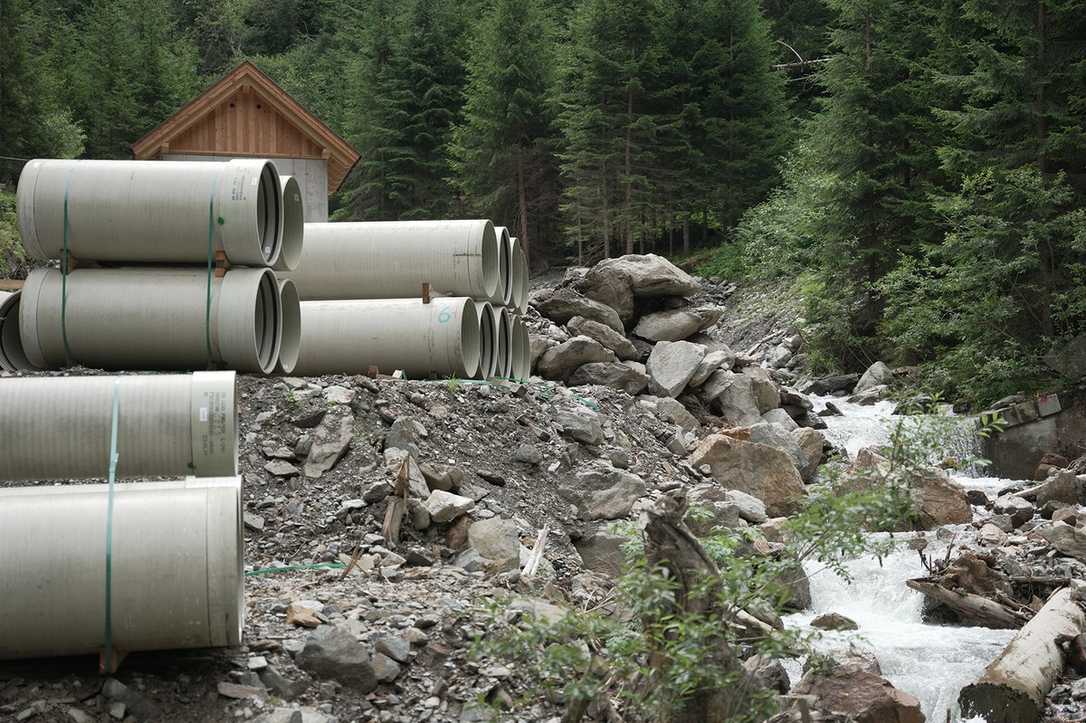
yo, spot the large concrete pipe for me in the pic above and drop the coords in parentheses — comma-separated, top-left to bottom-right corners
(0, 477, 242, 661)
(283, 220, 499, 301)
(275, 278, 301, 375)
(494, 226, 512, 306)
(293, 297, 480, 379)
(474, 301, 496, 380)
(490, 305, 510, 378)
(17, 158, 285, 268)
(501, 307, 517, 378)
(510, 236, 529, 313)
(20, 266, 282, 374)
(274, 175, 305, 272)
(0, 371, 237, 480)
(511, 313, 530, 380)
(0, 291, 34, 372)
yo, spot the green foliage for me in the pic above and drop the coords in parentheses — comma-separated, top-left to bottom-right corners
(694, 240, 748, 282)
(0, 193, 27, 279)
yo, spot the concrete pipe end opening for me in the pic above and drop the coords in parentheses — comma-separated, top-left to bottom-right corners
(0, 291, 35, 373)
(494, 226, 512, 305)
(217, 267, 282, 374)
(14, 160, 47, 260)
(510, 237, 529, 313)
(222, 159, 283, 268)
(501, 308, 515, 378)
(512, 315, 530, 380)
(474, 301, 495, 380)
(456, 298, 481, 380)
(274, 176, 304, 272)
(476, 220, 500, 303)
(275, 278, 301, 375)
(489, 306, 510, 378)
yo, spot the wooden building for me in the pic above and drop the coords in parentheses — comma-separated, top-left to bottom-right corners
(131, 62, 359, 222)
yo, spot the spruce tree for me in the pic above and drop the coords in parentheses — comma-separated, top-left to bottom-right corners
(450, 0, 559, 263)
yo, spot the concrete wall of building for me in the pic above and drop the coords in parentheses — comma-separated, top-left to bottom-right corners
(163, 154, 329, 222)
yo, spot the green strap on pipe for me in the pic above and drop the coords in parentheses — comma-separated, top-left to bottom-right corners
(61, 177, 73, 365)
(102, 379, 121, 671)
(204, 186, 215, 367)
(245, 562, 346, 577)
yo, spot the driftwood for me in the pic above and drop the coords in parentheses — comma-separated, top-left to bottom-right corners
(906, 579, 1027, 629)
(382, 459, 410, 545)
(643, 489, 759, 723)
(959, 587, 1086, 723)
(522, 525, 550, 578)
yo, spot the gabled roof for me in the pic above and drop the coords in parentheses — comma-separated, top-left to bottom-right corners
(131, 61, 360, 193)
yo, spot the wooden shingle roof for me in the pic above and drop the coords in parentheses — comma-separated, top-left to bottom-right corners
(131, 61, 359, 192)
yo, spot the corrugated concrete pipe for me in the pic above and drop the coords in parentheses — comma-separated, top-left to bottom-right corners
(494, 226, 512, 305)
(283, 220, 499, 301)
(511, 313, 530, 380)
(275, 278, 301, 375)
(17, 158, 289, 268)
(0, 477, 242, 661)
(293, 297, 480, 379)
(0, 291, 34, 372)
(20, 267, 283, 374)
(510, 236, 529, 313)
(0, 371, 237, 480)
(490, 304, 510, 378)
(474, 301, 496, 379)
(274, 175, 305, 272)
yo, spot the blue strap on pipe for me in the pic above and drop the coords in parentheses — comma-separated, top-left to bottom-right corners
(102, 379, 121, 671)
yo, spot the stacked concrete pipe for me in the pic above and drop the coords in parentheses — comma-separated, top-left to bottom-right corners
(0, 291, 33, 372)
(509, 236, 529, 314)
(20, 267, 283, 374)
(510, 313, 531, 380)
(293, 297, 481, 379)
(494, 226, 513, 306)
(474, 301, 497, 379)
(490, 304, 510, 378)
(0, 371, 237, 480)
(0, 477, 243, 661)
(11, 158, 301, 375)
(284, 220, 499, 301)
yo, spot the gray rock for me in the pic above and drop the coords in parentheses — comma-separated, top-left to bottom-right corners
(688, 348, 736, 387)
(686, 483, 743, 534)
(323, 385, 355, 405)
(371, 652, 402, 682)
(259, 666, 309, 701)
(304, 412, 354, 478)
(646, 340, 707, 398)
(375, 635, 411, 663)
(740, 366, 781, 413)
(383, 448, 430, 498)
(557, 406, 605, 445)
(265, 460, 300, 477)
(561, 467, 647, 520)
(386, 416, 423, 456)
(512, 443, 543, 466)
(532, 287, 624, 332)
(855, 361, 893, 393)
(468, 517, 521, 572)
(424, 490, 476, 523)
(848, 384, 891, 405)
(582, 253, 700, 301)
(762, 408, 799, 431)
(725, 489, 768, 524)
(743, 655, 790, 695)
(573, 528, 629, 578)
(688, 433, 807, 516)
(767, 344, 793, 368)
(801, 373, 859, 395)
(295, 625, 377, 692)
(792, 427, 825, 482)
(568, 361, 649, 395)
(529, 334, 558, 372)
(811, 612, 859, 631)
(537, 336, 616, 381)
(633, 306, 722, 343)
(1038, 522, 1086, 562)
(699, 371, 762, 426)
(567, 316, 639, 360)
(993, 495, 1035, 527)
(420, 462, 464, 492)
(576, 265, 636, 322)
(639, 395, 700, 433)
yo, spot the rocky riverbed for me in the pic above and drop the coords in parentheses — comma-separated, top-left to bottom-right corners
(2, 254, 1084, 723)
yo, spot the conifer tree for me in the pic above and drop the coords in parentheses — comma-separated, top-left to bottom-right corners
(450, 0, 559, 263)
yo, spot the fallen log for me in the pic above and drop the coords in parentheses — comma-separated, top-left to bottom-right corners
(959, 587, 1086, 723)
(906, 579, 1027, 629)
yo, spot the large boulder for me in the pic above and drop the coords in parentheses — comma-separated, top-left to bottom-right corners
(762, 408, 799, 432)
(567, 315, 639, 360)
(685, 483, 743, 534)
(699, 371, 762, 426)
(740, 366, 781, 413)
(573, 527, 629, 577)
(467, 518, 520, 573)
(724, 423, 805, 472)
(1037, 521, 1086, 562)
(801, 373, 860, 396)
(529, 334, 558, 372)
(688, 348, 736, 387)
(856, 361, 893, 393)
(560, 467, 647, 520)
(537, 336, 616, 381)
(576, 265, 636, 323)
(295, 625, 378, 693)
(304, 411, 354, 478)
(632, 306, 723, 343)
(848, 449, 971, 529)
(639, 395, 700, 433)
(646, 341, 707, 398)
(568, 362, 649, 395)
(532, 287, 624, 332)
(792, 427, 825, 482)
(688, 434, 807, 516)
(579, 253, 700, 309)
(556, 406, 605, 445)
(793, 664, 924, 723)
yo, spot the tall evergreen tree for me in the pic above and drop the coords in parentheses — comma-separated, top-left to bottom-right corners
(450, 0, 559, 263)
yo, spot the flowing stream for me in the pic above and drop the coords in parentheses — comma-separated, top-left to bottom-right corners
(783, 396, 1022, 722)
